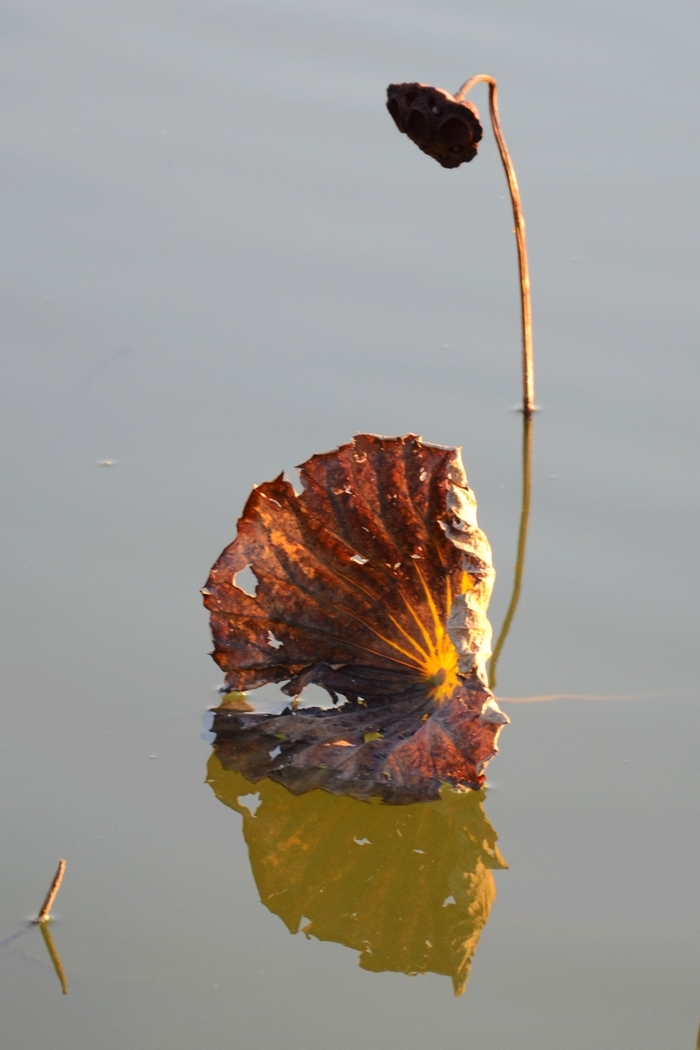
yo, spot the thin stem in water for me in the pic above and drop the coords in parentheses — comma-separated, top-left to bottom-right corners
(455, 75, 534, 415)
(489, 411, 533, 690)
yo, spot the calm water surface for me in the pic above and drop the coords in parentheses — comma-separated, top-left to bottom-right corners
(1, 0, 699, 1046)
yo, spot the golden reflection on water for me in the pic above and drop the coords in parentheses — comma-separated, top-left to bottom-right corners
(207, 751, 506, 996)
(38, 921, 68, 995)
(489, 410, 532, 691)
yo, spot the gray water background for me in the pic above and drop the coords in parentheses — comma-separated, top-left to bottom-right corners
(1, 0, 699, 1046)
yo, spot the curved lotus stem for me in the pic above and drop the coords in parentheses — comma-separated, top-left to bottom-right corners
(455, 75, 534, 415)
(488, 410, 532, 690)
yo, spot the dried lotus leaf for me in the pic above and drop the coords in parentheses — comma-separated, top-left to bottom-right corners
(203, 433, 508, 802)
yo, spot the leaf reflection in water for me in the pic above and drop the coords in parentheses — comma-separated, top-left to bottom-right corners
(206, 751, 506, 997)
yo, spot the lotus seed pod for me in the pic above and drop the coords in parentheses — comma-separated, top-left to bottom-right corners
(386, 82, 483, 168)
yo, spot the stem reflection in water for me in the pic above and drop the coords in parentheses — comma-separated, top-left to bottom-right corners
(38, 921, 68, 995)
(207, 752, 506, 997)
(489, 411, 533, 692)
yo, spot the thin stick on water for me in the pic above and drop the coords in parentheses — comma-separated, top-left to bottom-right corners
(35, 859, 66, 924)
(38, 921, 68, 995)
(489, 411, 533, 690)
(455, 74, 535, 415)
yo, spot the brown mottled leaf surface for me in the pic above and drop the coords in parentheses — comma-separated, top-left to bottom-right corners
(203, 434, 508, 802)
(207, 755, 507, 996)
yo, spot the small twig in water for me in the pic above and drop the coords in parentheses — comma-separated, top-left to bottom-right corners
(35, 859, 66, 924)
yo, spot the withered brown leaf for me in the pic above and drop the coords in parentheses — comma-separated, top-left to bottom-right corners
(203, 433, 508, 802)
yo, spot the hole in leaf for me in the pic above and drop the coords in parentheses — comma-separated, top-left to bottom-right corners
(234, 564, 257, 596)
(296, 683, 342, 710)
(237, 792, 261, 816)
